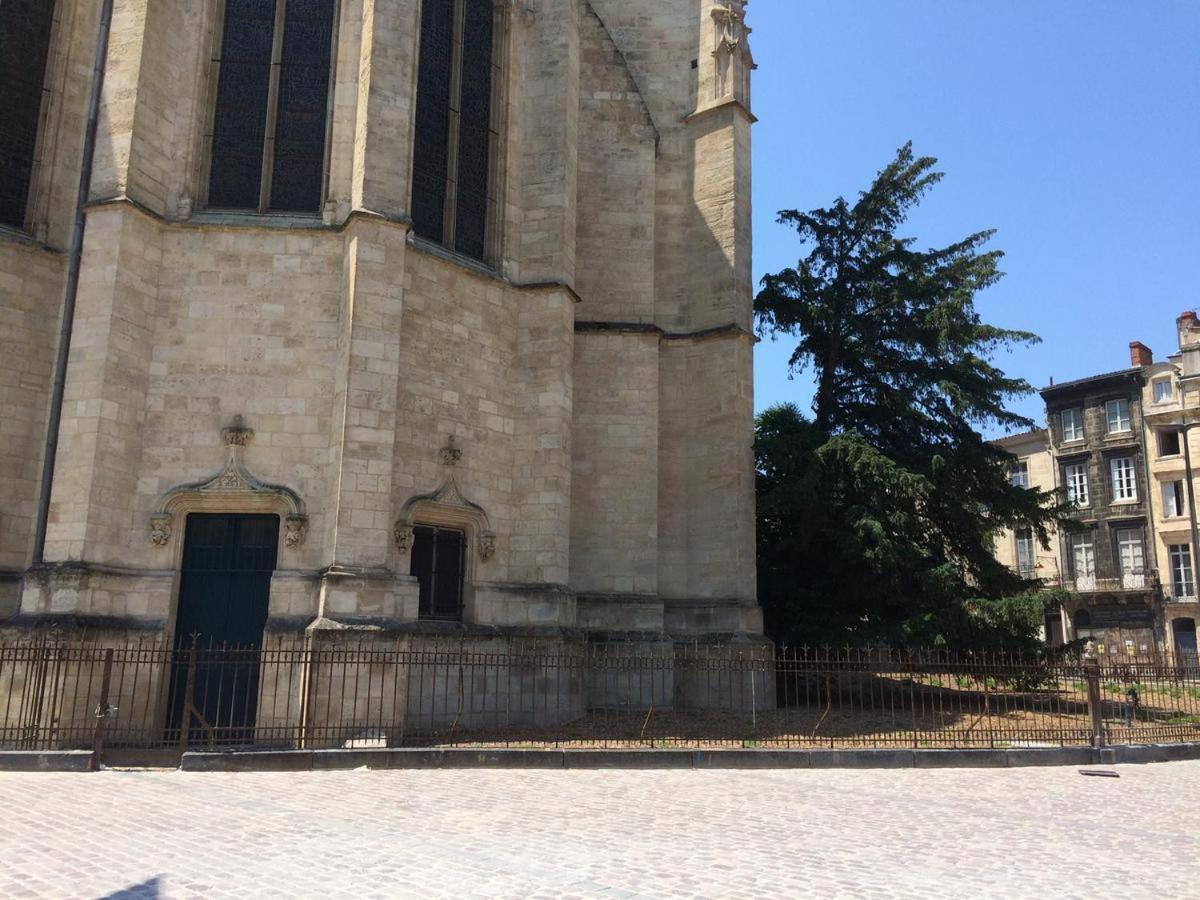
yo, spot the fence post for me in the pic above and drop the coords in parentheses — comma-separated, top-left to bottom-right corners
(1083, 641, 1104, 748)
(88, 648, 114, 771)
(178, 635, 199, 755)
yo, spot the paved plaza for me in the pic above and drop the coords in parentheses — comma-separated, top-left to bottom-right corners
(0, 762, 1198, 898)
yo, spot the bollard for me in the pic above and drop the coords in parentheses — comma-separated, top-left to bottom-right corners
(1083, 641, 1104, 748)
(88, 648, 115, 771)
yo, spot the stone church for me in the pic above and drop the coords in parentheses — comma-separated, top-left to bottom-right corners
(0, 0, 762, 661)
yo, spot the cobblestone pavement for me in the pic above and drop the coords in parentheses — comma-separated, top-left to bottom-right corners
(1, 762, 1198, 899)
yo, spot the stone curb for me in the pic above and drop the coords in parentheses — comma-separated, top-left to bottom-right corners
(171, 742, 1200, 772)
(10, 744, 1200, 773)
(0, 751, 93, 772)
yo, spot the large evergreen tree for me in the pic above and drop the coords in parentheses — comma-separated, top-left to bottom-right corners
(755, 143, 1068, 649)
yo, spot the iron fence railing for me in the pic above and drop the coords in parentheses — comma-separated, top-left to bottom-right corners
(1, 638, 1198, 766)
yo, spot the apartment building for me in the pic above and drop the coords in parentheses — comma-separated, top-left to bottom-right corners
(994, 313, 1200, 662)
(992, 429, 1064, 644)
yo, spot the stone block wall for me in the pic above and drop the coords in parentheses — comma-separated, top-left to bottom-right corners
(1, 0, 764, 653)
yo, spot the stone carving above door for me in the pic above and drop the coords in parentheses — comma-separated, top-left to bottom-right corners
(149, 416, 308, 550)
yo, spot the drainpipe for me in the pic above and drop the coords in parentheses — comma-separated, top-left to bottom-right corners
(32, 0, 115, 565)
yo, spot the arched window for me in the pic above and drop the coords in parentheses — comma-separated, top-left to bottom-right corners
(0, 0, 56, 230)
(206, 0, 337, 213)
(411, 0, 498, 261)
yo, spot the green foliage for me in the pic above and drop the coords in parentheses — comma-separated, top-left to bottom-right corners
(754, 144, 1071, 651)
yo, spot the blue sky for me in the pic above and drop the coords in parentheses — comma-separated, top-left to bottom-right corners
(749, 2, 1200, 434)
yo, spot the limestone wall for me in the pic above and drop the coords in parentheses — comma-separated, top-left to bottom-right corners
(1, 0, 763, 643)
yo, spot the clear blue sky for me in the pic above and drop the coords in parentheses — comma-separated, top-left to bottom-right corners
(750, 2, 1200, 434)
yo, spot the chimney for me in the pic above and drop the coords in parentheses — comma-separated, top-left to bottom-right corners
(1179, 311, 1200, 350)
(1129, 341, 1153, 367)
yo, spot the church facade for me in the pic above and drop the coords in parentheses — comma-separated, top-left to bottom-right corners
(0, 0, 762, 658)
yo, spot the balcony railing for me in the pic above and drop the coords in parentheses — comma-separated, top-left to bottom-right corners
(1064, 572, 1157, 594)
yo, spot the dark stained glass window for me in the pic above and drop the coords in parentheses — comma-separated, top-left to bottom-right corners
(0, 0, 57, 230)
(412, 0, 496, 261)
(410, 525, 466, 621)
(207, 0, 335, 213)
(453, 0, 494, 260)
(411, 0, 454, 243)
(270, 0, 336, 211)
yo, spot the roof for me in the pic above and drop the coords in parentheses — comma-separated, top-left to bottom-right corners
(991, 428, 1047, 449)
(1040, 366, 1144, 397)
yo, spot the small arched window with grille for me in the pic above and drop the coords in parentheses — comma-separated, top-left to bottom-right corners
(205, 0, 338, 214)
(0, 0, 57, 231)
(411, 0, 501, 262)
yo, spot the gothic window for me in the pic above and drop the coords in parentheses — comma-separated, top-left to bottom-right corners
(0, 0, 56, 230)
(410, 525, 466, 621)
(412, 0, 498, 261)
(206, 0, 337, 213)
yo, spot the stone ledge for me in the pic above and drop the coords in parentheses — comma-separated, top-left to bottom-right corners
(0, 751, 92, 772)
(146, 742, 1200, 772)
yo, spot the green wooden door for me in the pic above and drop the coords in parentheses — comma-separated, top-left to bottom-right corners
(168, 514, 279, 743)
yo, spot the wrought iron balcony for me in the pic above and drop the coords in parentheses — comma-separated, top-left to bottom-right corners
(1062, 571, 1158, 594)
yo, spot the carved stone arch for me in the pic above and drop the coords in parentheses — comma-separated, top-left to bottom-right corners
(149, 417, 309, 551)
(394, 476, 496, 562)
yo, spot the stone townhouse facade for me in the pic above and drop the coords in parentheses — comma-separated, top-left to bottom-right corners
(993, 316, 1200, 663)
(0, 0, 766, 734)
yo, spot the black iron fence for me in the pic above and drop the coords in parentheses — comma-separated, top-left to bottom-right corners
(2, 638, 1198, 765)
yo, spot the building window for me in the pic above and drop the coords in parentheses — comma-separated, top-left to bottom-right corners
(1061, 408, 1084, 443)
(1074, 609, 1095, 640)
(206, 0, 337, 213)
(1015, 527, 1036, 578)
(1064, 463, 1089, 508)
(411, 0, 499, 261)
(1116, 529, 1144, 576)
(1105, 398, 1131, 434)
(1158, 429, 1182, 458)
(1164, 480, 1187, 518)
(1071, 532, 1096, 588)
(1169, 544, 1195, 600)
(410, 524, 466, 620)
(1153, 378, 1174, 404)
(1109, 457, 1137, 502)
(1010, 460, 1030, 488)
(0, 0, 57, 230)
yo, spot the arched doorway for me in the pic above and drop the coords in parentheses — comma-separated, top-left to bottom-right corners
(167, 514, 279, 743)
(1173, 618, 1198, 668)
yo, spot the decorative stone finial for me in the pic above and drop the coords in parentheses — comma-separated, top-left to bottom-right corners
(1083, 639, 1097, 660)
(439, 435, 463, 468)
(222, 415, 254, 447)
(711, 0, 755, 107)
